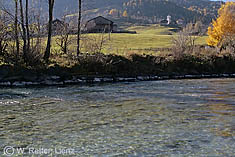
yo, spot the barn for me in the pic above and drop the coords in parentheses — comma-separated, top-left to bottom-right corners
(85, 16, 117, 33)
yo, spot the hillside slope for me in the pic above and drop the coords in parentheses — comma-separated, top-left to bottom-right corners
(1, 0, 223, 24)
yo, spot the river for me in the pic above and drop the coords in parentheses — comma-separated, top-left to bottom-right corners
(0, 79, 235, 156)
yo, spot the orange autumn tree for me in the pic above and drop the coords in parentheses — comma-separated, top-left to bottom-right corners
(207, 2, 235, 47)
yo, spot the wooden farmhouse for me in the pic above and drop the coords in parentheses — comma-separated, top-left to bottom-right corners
(85, 16, 117, 33)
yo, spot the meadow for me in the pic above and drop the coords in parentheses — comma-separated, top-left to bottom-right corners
(51, 24, 208, 56)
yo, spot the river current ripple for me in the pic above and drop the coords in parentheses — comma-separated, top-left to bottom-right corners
(0, 79, 234, 156)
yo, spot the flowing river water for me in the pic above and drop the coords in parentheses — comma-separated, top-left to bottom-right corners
(0, 79, 235, 156)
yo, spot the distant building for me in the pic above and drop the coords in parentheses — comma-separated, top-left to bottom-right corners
(52, 19, 68, 35)
(160, 16, 177, 27)
(85, 16, 117, 33)
(167, 15, 171, 25)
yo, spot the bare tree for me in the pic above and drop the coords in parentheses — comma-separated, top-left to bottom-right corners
(25, 0, 30, 53)
(32, 3, 44, 55)
(14, 0, 20, 55)
(0, 12, 9, 55)
(82, 32, 108, 53)
(44, 0, 55, 62)
(77, 0, 82, 57)
(25, 0, 45, 61)
(55, 17, 74, 54)
(172, 23, 200, 56)
(218, 35, 235, 52)
(19, 0, 27, 60)
(1, 0, 20, 57)
(1, 0, 40, 63)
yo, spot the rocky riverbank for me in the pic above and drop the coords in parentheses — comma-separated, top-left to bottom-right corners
(1, 74, 235, 87)
(1, 66, 235, 87)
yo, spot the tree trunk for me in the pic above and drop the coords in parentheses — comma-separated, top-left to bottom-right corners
(0, 40, 2, 55)
(19, 0, 27, 61)
(25, 0, 30, 53)
(44, 0, 54, 62)
(14, 0, 20, 55)
(77, 0, 82, 57)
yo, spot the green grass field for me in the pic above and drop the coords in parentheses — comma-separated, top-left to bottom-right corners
(52, 24, 208, 56)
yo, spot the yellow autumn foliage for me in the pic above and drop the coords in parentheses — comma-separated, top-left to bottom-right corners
(109, 9, 119, 17)
(207, 2, 235, 46)
(123, 10, 128, 17)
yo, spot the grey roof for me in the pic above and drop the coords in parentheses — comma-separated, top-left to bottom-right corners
(87, 16, 113, 25)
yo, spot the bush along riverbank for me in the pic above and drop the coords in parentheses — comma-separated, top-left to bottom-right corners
(1, 52, 235, 86)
